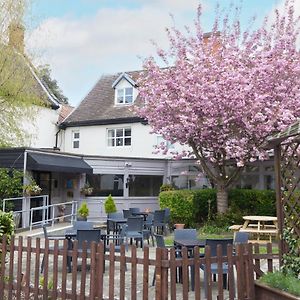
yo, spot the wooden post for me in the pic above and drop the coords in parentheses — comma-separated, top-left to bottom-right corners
(274, 144, 284, 264)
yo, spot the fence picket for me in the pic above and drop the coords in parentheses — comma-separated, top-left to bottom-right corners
(7, 235, 15, 300)
(246, 243, 255, 300)
(90, 242, 97, 300)
(80, 241, 88, 300)
(0, 235, 7, 300)
(42, 237, 50, 299)
(193, 246, 201, 300)
(161, 247, 169, 300)
(181, 247, 189, 299)
(131, 245, 137, 300)
(155, 247, 162, 300)
(96, 242, 104, 300)
(169, 248, 177, 300)
(109, 243, 115, 300)
(254, 243, 260, 279)
(227, 244, 235, 300)
(216, 244, 224, 300)
(143, 246, 149, 300)
(24, 237, 32, 299)
(204, 245, 212, 300)
(52, 240, 59, 299)
(71, 240, 78, 300)
(16, 236, 23, 300)
(33, 238, 40, 300)
(61, 239, 68, 300)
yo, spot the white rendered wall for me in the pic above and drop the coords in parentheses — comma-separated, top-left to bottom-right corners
(22, 105, 60, 148)
(62, 123, 187, 158)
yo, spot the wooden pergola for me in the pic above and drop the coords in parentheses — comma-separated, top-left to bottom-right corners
(267, 121, 300, 262)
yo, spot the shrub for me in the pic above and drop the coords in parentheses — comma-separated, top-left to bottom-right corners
(159, 190, 195, 227)
(104, 194, 117, 214)
(159, 188, 276, 226)
(0, 211, 15, 243)
(77, 202, 89, 218)
(160, 184, 174, 192)
(260, 271, 300, 296)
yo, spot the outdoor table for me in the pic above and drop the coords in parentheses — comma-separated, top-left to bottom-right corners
(239, 215, 278, 242)
(174, 239, 206, 291)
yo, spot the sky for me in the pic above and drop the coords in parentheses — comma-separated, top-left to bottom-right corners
(25, 0, 284, 106)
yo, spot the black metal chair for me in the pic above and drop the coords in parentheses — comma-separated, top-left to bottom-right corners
(124, 217, 144, 248)
(107, 212, 124, 234)
(234, 232, 249, 245)
(41, 225, 70, 273)
(129, 207, 140, 214)
(201, 238, 234, 297)
(143, 213, 154, 246)
(123, 209, 131, 219)
(153, 210, 166, 234)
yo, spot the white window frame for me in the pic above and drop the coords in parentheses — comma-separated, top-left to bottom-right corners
(115, 87, 134, 105)
(107, 127, 131, 147)
(72, 131, 80, 149)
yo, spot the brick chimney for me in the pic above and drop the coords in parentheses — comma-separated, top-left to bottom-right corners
(8, 23, 25, 54)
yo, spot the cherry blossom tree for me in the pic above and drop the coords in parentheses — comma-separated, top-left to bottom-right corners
(137, 1, 300, 213)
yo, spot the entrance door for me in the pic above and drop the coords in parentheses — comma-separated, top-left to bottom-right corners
(32, 172, 51, 223)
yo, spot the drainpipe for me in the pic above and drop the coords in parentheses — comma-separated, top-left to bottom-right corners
(54, 129, 61, 150)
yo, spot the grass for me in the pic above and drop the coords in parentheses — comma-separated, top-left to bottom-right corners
(260, 271, 300, 296)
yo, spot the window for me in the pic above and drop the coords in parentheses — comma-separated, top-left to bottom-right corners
(72, 131, 80, 148)
(86, 174, 124, 196)
(128, 175, 163, 196)
(107, 128, 131, 147)
(116, 87, 133, 104)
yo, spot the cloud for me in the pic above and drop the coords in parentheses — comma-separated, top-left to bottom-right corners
(26, 1, 202, 104)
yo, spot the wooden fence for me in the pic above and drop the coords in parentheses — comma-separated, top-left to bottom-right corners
(0, 236, 279, 300)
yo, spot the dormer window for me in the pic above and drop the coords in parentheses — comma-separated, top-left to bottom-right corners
(117, 87, 133, 104)
(112, 72, 137, 106)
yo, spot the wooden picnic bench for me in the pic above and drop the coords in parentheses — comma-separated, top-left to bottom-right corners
(230, 216, 278, 242)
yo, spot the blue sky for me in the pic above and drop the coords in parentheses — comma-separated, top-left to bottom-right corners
(26, 0, 282, 106)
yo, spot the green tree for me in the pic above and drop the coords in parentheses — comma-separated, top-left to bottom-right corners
(0, 0, 42, 147)
(37, 64, 69, 104)
(104, 194, 117, 214)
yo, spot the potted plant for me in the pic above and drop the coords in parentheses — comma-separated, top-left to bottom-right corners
(104, 194, 117, 214)
(57, 204, 66, 223)
(77, 201, 89, 221)
(23, 178, 42, 196)
(80, 183, 93, 196)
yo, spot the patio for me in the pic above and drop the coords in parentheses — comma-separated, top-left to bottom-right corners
(5, 224, 279, 300)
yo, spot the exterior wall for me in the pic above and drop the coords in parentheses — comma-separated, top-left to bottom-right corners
(22, 105, 60, 149)
(62, 123, 187, 159)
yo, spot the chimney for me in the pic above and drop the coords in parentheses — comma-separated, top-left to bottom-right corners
(8, 23, 25, 54)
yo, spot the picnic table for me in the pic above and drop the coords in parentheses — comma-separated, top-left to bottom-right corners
(238, 215, 278, 242)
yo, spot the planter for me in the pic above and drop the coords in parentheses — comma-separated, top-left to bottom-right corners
(174, 223, 185, 230)
(255, 282, 300, 300)
(77, 216, 87, 221)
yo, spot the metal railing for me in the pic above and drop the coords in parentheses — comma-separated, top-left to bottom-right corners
(2, 195, 78, 231)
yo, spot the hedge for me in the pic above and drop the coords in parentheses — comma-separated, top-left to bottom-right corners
(159, 188, 276, 226)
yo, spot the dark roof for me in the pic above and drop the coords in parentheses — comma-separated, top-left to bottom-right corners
(61, 70, 145, 127)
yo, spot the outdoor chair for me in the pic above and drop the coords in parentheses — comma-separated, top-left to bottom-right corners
(123, 209, 131, 218)
(163, 208, 171, 232)
(153, 210, 167, 234)
(234, 232, 249, 245)
(152, 234, 182, 286)
(200, 238, 234, 297)
(129, 207, 140, 214)
(124, 217, 144, 248)
(75, 229, 102, 270)
(143, 213, 154, 246)
(41, 225, 70, 273)
(107, 212, 124, 234)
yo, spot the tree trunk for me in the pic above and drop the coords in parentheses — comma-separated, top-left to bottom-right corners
(216, 185, 228, 213)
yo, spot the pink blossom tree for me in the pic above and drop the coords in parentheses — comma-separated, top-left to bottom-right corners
(137, 1, 300, 213)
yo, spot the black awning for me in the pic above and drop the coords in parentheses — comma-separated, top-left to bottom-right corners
(27, 152, 93, 174)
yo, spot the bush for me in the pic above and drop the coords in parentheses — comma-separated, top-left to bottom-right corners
(260, 271, 300, 296)
(159, 188, 276, 226)
(77, 202, 89, 218)
(0, 211, 15, 243)
(160, 184, 174, 192)
(159, 190, 195, 227)
(104, 194, 117, 214)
